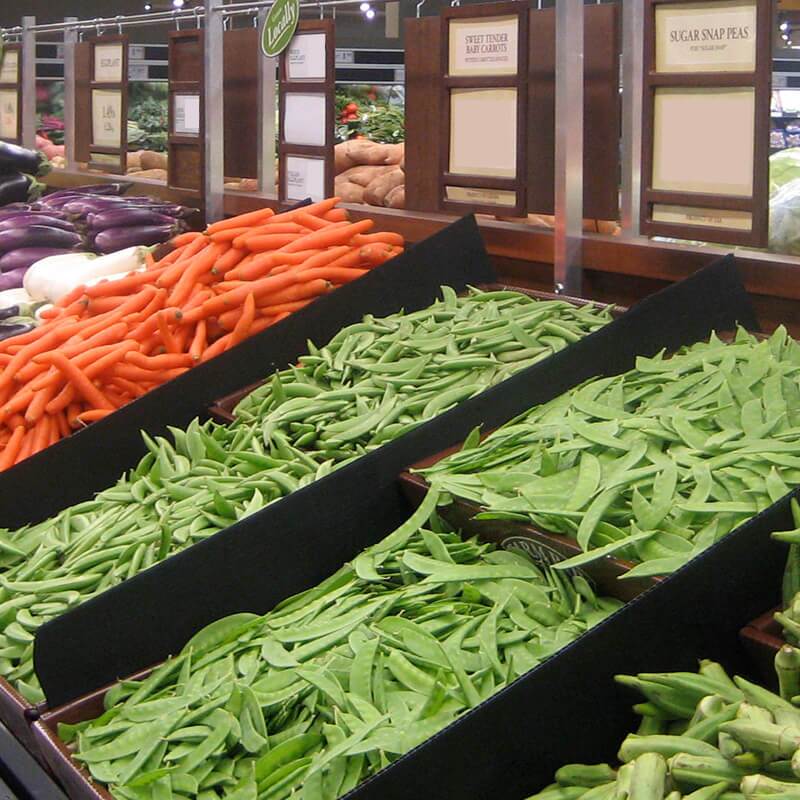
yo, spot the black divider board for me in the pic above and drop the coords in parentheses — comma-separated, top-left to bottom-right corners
(35, 254, 756, 706)
(339, 486, 791, 800)
(0, 214, 494, 530)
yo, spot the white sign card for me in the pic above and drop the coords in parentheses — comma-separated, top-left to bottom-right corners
(283, 92, 326, 147)
(652, 86, 754, 197)
(655, 0, 757, 74)
(94, 43, 125, 83)
(91, 89, 123, 147)
(90, 152, 121, 166)
(446, 186, 516, 207)
(0, 50, 18, 85)
(174, 94, 201, 136)
(652, 203, 752, 231)
(449, 87, 516, 177)
(285, 155, 325, 201)
(449, 15, 518, 77)
(287, 33, 327, 81)
(0, 90, 18, 139)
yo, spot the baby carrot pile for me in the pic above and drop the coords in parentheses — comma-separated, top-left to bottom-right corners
(0, 197, 404, 471)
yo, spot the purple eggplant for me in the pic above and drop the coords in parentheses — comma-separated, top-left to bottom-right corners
(0, 305, 19, 321)
(0, 142, 45, 176)
(0, 247, 77, 273)
(41, 182, 132, 201)
(0, 320, 35, 339)
(94, 223, 181, 254)
(0, 269, 29, 291)
(0, 214, 76, 233)
(87, 208, 181, 231)
(0, 225, 82, 254)
(61, 198, 143, 217)
(0, 174, 41, 206)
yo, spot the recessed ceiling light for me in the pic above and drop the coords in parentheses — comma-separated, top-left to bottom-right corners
(781, 21, 789, 31)
(360, 2, 370, 11)
(365, 8, 375, 19)
(173, 0, 185, 7)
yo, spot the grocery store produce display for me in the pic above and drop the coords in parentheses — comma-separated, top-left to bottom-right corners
(61, 492, 621, 800)
(525, 655, 800, 800)
(423, 327, 800, 580)
(0, 142, 50, 208)
(0, 287, 612, 704)
(0, 198, 402, 472)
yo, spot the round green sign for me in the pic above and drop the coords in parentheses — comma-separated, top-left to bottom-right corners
(261, 0, 300, 57)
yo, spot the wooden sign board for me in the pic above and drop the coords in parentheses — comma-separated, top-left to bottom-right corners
(0, 44, 22, 144)
(403, 5, 621, 221)
(439, 3, 528, 217)
(640, 0, 772, 247)
(278, 20, 335, 204)
(88, 36, 128, 174)
(168, 29, 204, 195)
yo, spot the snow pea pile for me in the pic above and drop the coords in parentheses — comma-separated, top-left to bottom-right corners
(233, 287, 614, 453)
(526, 653, 800, 800)
(0, 288, 613, 703)
(424, 327, 800, 580)
(66, 492, 622, 800)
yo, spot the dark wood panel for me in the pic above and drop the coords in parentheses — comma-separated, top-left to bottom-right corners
(74, 42, 92, 164)
(224, 27, 258, 180)
(169, 143, 203, 193)
(527, 4, 620, 220)
(403, 16, 441, 211)
(170, 32, 203, 82)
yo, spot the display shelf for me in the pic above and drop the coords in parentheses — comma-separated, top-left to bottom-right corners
(40, 169, 800, 331)
(0, 718, 67, 800)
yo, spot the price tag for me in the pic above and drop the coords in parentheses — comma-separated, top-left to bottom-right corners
(91, 89, 122, 147)
(174, 94, 201, 137)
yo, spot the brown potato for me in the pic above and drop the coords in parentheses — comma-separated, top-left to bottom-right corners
(335, 141, 358, 174)
(337, 164, 394, 188)
(333, 180, 365, 204)
(363, 167, 404, 206)
(384, 184, 405, 209)
(139, 151, 168, 171)
(382, 143, 404, 165)
(133, 168, 168, 182)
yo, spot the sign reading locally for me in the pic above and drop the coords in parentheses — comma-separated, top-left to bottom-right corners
(262, 0, 300, 57)
(448, 15, 518, 77)
(655, 0, 757, 73)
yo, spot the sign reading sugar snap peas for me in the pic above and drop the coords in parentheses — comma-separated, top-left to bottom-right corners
(262, 0, 300, 57)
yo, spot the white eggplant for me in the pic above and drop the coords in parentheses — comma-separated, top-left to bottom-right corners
(0, 287, 34, 311)
(23, 246, 148, 303)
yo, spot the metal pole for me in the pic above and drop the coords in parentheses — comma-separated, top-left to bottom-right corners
(63, 17, 77, 168)
(257, 7, 278, 198)
(553, 0, 583, 295)
(21, 16, 36, 149)
(204, 0, 225, 222)
(620, 0, 644, 235)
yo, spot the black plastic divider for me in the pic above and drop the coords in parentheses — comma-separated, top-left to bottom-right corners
(340, 488, 790, 800)
(35, 254, 755, 707)
(0, 214, 494, 529)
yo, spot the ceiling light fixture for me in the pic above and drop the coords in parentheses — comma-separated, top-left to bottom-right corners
(781, 21, 789, 31)
(365, 8, 375, 19)
(173, 0, 185, 8)
(360, 2, 371, 11)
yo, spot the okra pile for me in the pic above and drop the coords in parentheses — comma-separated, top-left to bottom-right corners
(425, 327, 800, 579)
(0, 289, 612, 703)
(526, 651, 800, 800)
(66, 493, 621, 800)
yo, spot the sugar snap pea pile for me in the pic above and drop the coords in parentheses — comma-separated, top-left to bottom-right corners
(0, 288, 613, 703)
(424, 327, 800, 580)
(66, 492, 622, 800)
(525, 651, 800, 800)
(233, 287, 613, 451)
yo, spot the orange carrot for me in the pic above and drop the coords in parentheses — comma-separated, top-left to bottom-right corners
(170, 231, 205, 248)
(228, 293, 256, 349)
(0, 426, 25, 471)
(157, 311, 180, 354)
(214, 247, 246, 274)
(322, 208, 349, 223)
(75, 409, 114, 425)
(126, 351, 195, 370)
(269, 197, 340, 224)
(42, 352, 115, 410)
(352, 231, 405, 247)
(280, 219, 374, 254)
(189, 320, 207, 361)
(205, 206, 275, 235)
(240, 233, 302, 253)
